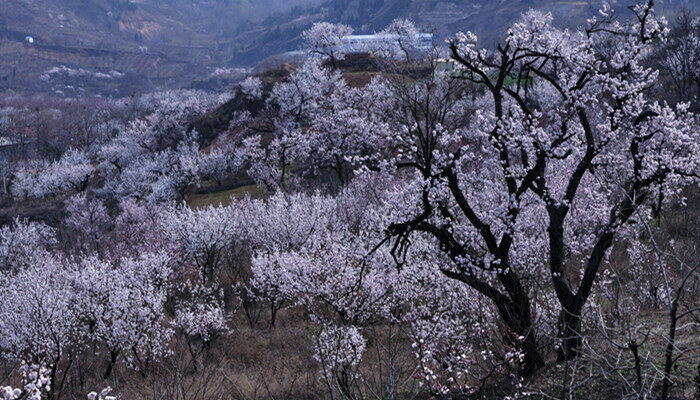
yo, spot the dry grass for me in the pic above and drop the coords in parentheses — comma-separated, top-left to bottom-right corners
(343, 72, 379, 88)
(525, 309, 700, 400)
(112, 307, 328, 400)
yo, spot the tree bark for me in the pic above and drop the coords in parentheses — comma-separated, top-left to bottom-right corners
(660, 299, 679, 400)
(103, 349, 119, 380)
(496, 299, 545, 375)
(557, 306, 582, 361)
(499, 274, 545, 374)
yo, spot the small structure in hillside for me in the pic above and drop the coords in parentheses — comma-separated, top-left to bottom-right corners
(0, 137, 17, 147)
(434, 58, 466, 78)
(24, 36, 35, 45)
(434, 58, 456, 73)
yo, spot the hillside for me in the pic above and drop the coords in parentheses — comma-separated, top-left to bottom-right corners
(0, 0, 316, 96)
(1, 0, 697, 96)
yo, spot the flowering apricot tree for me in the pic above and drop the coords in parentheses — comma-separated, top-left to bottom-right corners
(302, 22, 354, 67)
(376, 0, 699, 370)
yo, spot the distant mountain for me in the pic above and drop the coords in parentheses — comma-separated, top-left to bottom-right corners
(230, 0, 698, 67)
(0, 0, 319, 96)
(0, 0, 696, 96)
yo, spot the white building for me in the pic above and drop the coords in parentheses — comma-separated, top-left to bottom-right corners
(340, 33, 433, 54)
(283, 32, 434, 60)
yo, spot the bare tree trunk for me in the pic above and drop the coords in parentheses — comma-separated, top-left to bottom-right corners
(492, 289, 545, 375)
(660, 298, 679, 400)
(557, 307, 582, 361)
(630, 342, 643, 391)
(103, 349, 119, 380)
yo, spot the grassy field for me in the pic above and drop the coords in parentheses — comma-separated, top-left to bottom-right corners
(187, 184, 266, 208)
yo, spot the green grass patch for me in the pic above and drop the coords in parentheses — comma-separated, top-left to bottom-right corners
(187, 185, 266, 208)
